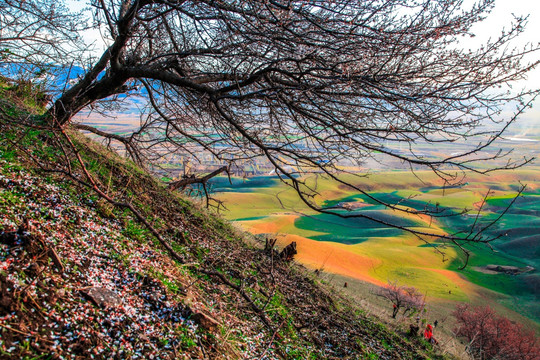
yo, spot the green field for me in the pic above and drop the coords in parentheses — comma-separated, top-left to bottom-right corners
(208, 169, 540, 324)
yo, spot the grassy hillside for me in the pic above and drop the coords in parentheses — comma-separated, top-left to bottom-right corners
(0, 81, 447, 358)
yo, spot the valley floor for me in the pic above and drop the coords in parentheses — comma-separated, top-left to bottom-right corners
(213, 170, 540, 330)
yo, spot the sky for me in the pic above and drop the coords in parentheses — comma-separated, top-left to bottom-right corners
(67, 0, 539, 82)
(66, 0, 540, 122)
(463, 0, 540, 123)
(464, 0, 540, 84)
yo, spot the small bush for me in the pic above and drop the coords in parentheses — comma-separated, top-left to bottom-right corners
(375, 280, 425, 318)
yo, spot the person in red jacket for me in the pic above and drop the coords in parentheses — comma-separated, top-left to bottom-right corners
(424, 324, 438, 344)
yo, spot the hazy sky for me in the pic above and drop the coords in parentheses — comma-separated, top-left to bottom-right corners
(68, 0, 539, 80)
(463, 0, 540, 120)
(465, 0, 540, 84)
(67, 0, 539, 119)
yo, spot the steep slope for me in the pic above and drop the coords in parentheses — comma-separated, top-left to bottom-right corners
(0, 83, 446, 359)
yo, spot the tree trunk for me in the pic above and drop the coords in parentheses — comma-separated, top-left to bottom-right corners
(50, 95, 91, 126)
(48, 70, 130, 126)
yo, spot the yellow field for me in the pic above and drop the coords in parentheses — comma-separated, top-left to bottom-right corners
(239, 213, 470, 301)
(214, 168, 540, 328)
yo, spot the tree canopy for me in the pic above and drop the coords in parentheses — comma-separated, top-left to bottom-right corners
(1, 0, 539, 260)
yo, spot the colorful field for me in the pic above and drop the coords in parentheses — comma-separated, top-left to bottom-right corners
(209, 169, 540, 325)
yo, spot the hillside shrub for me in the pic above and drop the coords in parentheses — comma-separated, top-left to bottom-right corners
(375, 281, 425, 319)
(453, 304, 540, 360)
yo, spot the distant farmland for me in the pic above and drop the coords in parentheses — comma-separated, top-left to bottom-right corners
(211, 168, 540, 325)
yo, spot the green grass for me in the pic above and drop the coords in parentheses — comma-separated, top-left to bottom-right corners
(215, 169, 540, 324)
(294, 211, 418, 244)
(0, 76, 48, 114)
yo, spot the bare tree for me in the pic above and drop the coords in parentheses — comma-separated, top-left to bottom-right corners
(375, 281, 425, 319)
(2, 0, 539, 259)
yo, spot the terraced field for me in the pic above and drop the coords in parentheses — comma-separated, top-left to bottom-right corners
(210, 169, 540, 325)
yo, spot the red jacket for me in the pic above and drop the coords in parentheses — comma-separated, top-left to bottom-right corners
(424, 324, 433, 340)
